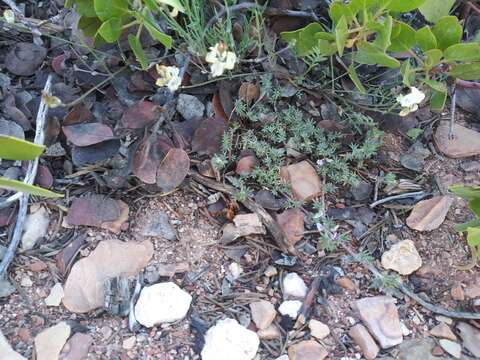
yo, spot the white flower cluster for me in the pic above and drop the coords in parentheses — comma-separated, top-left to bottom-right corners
(155, 64, 182, 92)
(396, 87, 425, 117)
(205, 42, 236, 77)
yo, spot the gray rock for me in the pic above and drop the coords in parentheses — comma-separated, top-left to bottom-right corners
(457, 322, 480, 358)
(461, 161, 480, 172)
(400, 142, 430, 172)
(21, 206, 50, 251)
(439, 339, 462, 359)
(0, 245, 6, 260)
(349, 181, 373, 202)
(0, 279, 16, 298)
(397, 338, 449, 360)
(138, 210, 176, 240)
(176, 94, 205, 120)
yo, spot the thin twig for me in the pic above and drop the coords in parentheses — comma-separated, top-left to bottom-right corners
(0, 76, 52, 279)
(449, 83, 456, 140)
(369, 191, 428, 209)
(341, 243, 480, 320)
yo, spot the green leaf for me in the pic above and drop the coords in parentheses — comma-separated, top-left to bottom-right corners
(329, 2, 356, 24)
(415, 26, 437, 51)
(371, 16, 393, 51)
(317, 39, 338, 56)
(0, 136, 45, 160)
(78, 16, 102, 37)
(144, 21, 172, 48)
(467, 227, 480, 247)
(281, 23, 324, 57)
(128, 34, 148, 70)
(75, 0, 96, 17)
(335, 16, 348, 56)
(432, 16, 462, 50)
(94, 0, 128, 21)
(419, 0, 455, 24)
(470, 198, 480, 217)
(430, 88, 447, 112)
(97, 17, 123, 43)
(450, 185, 480, 200)
(387, 0, 426, 12)
(157, 0, 185, 13)
(424, 49, 443, 69)
(455, 218, 480, 232)
(347, 63, 366, 94)
(449, 62, 480, 80)
(444, 43, 480, 62)
(389, 21, 416, 52)
(424, 79, 447, 93)
(0, 178, 63, 198)
(356, 41, 401, 68)
(400, 59, 415, 86)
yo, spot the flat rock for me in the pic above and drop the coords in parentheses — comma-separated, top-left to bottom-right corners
(348, 324, 379, 360)
(135, 282, 191, 327)
(0, 330, 26, 360)
(44, 283, 64, 307)
(287, 340, 328, 360)
(434, 122, 480, 158)
(59, 332, 92, 360)
(381, 240, 422, 275)
(430, 323, 457, 341)
(278, 300, 303, 319)
(283, 273, 308, 299)
(406, 196, 453, 231)
(21, 206, 50, 250)
(201, 318, 259, 360)
(137, 210, 176, 240)
(280, 161, 322, 202)
(258, 324, 281, 340)
(397, 338, 440, 360)
(35, 322, 71, 360)
(0, 279, 15, 298)
(465, 283, 480, 299)
(355, 296, 403, 348)
(62, 240, 153, 313)
(308, 319, 330, 340)
(250, 300, 276, 330)
(457, 322, 480, 358)
(439, 339, 461, 359)
(177, 94, 205, 120)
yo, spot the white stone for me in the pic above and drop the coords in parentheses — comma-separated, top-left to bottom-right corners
(44, 283, 64, 307)
(381, 240, 422, 275)
(35, 322, 71, 360)
(134, 282, 192, 327)
(228, 262, 243, 281)
(201, 318, 259, 360)
(278, 300, 303, 318)
(309, 319, 330, 340)
(0, 331, 26, 360)
(439, 339, 461, 359)
(176, 94, 205, 120)
(21, 206, 49, 250)
(275, 356, 289, 360)
(20, 276, 32, 287)
(283, 273, 308, 299)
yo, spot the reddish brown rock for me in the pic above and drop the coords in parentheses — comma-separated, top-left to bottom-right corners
(288, 340, 328, 360)
(276, 208, 305, 246)
(465, 283, 480, 299)
(60, 332, 92, 360)
(430, 323, 457, 341)
(335, 277, 357, 292)
(451, 284, 465, 301)
(348, 324, 380, 360)
(280, 161, 322, 202)
(434, 122, 480, 158)
(250, 300, 276, 330)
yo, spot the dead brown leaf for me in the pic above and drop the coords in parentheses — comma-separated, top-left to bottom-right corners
(120, 100, 159, 129)
(132, 134, 173, 184)
(55, 233, 87, 277)
(62, 123, 115, 146)
(280, 161, 322, 202)
(277, 208, 304, 246)
(238, 82, 260, 104)
(192, 117, 228, 156)
(236, 155, 257, 176)
(156, 148, 190, 192)
(406, 196, 453, 231)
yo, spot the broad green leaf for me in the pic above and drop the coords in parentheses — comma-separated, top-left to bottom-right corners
(450, 185, 480, 200)
(347, 63, 366, 94)
(75, 0, 96, 17)
(444, 43, 480, 62)
(424, 49, 443, 69)
(356, 41, 401, 68)
(128, 34, 148, 70)
(144, 0, 161, 11)
(0, 136, 44, 160)
(415, 26, 437, 51)
(430, 88, 447, 111)
(329, 2, 356, 24)
(94, 0, 128, 21)
(317, 40, 338, 56)
(418, 0, 455, 24)
(281, 23, 324, 57)
(389, 21, 416, 52)
(158, 0, 185, 13)
(78, 16, 102, 37)
(97, 17, 123, 43)
(315, 32, 336, 41)
(371, 16, 393, 51)
(449, 63, 480, 80)
(387, 0, 426, 12)
(335, 16, 348, 56)
(467, 227, 480, 247)
(400, 59, 415, 86)
(432, 16, 462, 50)
(144, 21, 172, 48)
(470, 198, 480, 217)
(424, 79, 447, 93)
(0, 178, 63, 198)
(455, 218, 480, 232)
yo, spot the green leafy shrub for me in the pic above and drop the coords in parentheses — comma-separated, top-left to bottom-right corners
(281, 0, 479, 113)
(0, 136, 62, 198)
(450, 185, 480, 265)
(66, 0, 184, 69)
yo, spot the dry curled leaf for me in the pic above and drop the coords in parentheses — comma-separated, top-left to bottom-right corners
(120, 100, 159, 129)
(406, 195, 453, 231)
(5, 42, 47, 76)
(238, 82, 260, 104)
(62, 123, 115, 146)
(156, 148, 190, 192)
(133, 134, 173, 184)
(192, 117, 228, 156)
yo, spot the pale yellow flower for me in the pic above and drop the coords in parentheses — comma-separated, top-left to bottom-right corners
(42, 91, 62, 108)
(396, 87, 425, 117)
(205, 42, 236, 77)
(155, 64, 181, 92)
(3, 9, 14, 24)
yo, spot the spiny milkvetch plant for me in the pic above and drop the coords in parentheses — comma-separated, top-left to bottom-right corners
(66, 0, 185, 69)
(281, 0, 480, 114)
(0, 136, 62, 198)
